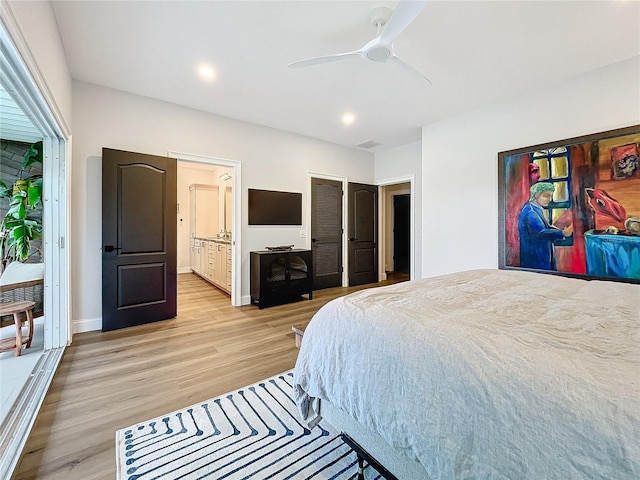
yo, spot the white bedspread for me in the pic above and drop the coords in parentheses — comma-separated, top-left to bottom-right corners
(293, 269, 640, 480)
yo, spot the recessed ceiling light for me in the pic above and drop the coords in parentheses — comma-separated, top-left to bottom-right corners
(198, 64, 216, 81)
(341, 112, 355, 126)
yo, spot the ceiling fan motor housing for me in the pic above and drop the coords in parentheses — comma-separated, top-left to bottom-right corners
(366, 46, 392, 62)
(367, 7, 393, 62)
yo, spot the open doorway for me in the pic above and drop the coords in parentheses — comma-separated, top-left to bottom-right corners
(379, 180, 413, 282)
(177, 161, 232, 302)
(393, 193, 411, 274)
(0, 23, 70, 477)
(171, 151, 241, 307)
(0, 127, 45, 423)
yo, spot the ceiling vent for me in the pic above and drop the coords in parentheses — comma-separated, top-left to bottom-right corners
(356, 140, 382, 149)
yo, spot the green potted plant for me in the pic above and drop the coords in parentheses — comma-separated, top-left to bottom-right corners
(0, 141, 43, 266)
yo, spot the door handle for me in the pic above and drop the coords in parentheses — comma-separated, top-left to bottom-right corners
(311, 238, 317, 242)
(349, 238, 356, 241)
(104, 245, 121, 252)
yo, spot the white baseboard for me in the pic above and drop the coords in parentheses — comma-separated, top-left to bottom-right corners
(73, 316, 102, 333)
(177, 266, 192, 274)
(240, 295, 252, 306)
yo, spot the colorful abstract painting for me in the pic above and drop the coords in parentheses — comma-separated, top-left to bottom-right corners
(498, 125, 640, 284)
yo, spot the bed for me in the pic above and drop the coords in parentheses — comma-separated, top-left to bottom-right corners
(293, 269, 640, 479)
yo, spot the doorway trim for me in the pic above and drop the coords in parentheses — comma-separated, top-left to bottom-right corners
(376, 174, 415, 281)
(307, 172, 348, 286)
(169, 151, 242, 306)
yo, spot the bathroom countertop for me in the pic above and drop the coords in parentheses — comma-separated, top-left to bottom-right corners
(206, 237, 231, 244)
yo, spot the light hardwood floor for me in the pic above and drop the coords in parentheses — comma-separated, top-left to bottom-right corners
(13, 273, 407, 479)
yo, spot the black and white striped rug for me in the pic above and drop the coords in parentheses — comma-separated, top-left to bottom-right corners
(116, 371, 382, 480)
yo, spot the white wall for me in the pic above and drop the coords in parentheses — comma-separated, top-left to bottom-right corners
(375, 140, 422, 279)
(4, 0, 73, 131)
(71, 81, 374, 331)
(421, 57, 640, 278)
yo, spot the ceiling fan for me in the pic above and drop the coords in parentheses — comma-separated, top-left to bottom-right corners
(288, 1, 431, 85)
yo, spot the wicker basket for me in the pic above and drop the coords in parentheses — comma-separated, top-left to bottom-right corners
(0, 279, 44, 326)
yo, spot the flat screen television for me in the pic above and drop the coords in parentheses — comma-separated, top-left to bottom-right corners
(248, 189, 302, 225)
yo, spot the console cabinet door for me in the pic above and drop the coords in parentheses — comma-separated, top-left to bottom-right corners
(250, 250, 313, 308)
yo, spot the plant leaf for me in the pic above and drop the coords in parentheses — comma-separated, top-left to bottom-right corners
(7, 203, 20, 216)
(3, 218, 23, 229)
(12, 225, 25, 241)
(9, 191, 26, 203)
(27, 182, 42, 208)
(0, 181, 10, 199)
(22, 141, 43, 169)
(16, 237, 30, 260)
(1, 170, 42, 261)
(7, 201, 26, 219)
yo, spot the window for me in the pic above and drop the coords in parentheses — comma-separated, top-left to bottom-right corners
(531, 147, 573, 246)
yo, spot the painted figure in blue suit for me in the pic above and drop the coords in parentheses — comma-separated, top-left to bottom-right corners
(518, 182, 572, 270)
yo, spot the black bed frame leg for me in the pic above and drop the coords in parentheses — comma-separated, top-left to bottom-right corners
(341, 432, 399, 480)
(357, 455, 365, 480)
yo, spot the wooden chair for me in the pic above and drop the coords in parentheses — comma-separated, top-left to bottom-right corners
(0, 300, 35, 356)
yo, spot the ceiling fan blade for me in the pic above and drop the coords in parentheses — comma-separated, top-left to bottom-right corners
(379, 0, 428, 45)
(390, 55, 432, 85)
(288, 51, 361, 68)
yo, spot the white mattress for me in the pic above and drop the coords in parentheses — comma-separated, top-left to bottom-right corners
(293, 269, 640, 479)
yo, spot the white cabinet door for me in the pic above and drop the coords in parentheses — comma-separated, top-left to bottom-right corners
(192, 240, 200, 274)
(199, 240, 208, 276)
(225, 244, 232, 291)
(214, 243, 226, 287)
(190, 238, 195, 272)
(207, 241, 215, 281)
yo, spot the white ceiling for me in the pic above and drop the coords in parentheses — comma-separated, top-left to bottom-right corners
(50, 0, 640, 152)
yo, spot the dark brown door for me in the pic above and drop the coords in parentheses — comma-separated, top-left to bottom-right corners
(102, 148, 177, 332)
(393, 194, 410, 273)
(348, 182, 378, 286)
(311, 177, 343, 290)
